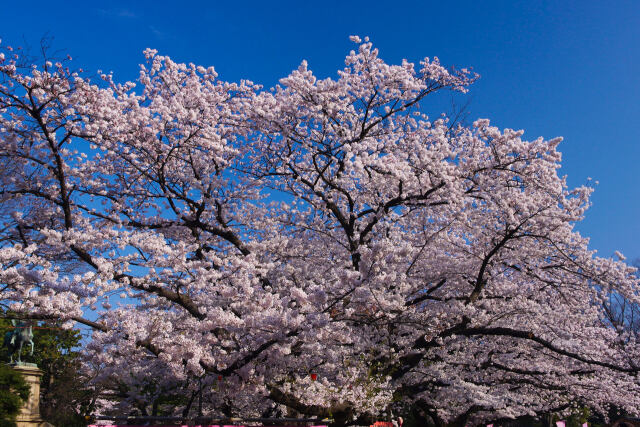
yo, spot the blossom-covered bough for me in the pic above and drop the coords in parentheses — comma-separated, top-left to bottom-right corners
(0, 36, 638, 426)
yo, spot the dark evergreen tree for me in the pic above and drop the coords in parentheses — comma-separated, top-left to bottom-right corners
(0, 364, 29, 427)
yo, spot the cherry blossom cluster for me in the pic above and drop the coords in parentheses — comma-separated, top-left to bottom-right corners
(1, 37, 638, 425)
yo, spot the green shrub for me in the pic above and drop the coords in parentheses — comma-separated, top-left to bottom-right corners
(0, 364, 29, 427)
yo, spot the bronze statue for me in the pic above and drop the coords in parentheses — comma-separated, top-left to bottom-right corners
(3, 319, 34, 364)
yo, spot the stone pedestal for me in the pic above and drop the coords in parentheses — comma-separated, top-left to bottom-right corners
(11, 363, 52, 427)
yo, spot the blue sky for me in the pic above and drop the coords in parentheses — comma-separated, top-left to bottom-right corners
(2, 0, 639, 261)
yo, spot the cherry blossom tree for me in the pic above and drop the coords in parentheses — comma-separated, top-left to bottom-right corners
(1, 36, 639, 426)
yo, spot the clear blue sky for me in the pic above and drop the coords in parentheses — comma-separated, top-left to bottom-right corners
(2, 0, 639, 261)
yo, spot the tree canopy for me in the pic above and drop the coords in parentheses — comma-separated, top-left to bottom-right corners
(0, 37, 638, 426)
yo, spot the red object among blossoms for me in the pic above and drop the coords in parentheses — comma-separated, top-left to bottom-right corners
(310, 373, 318, 381)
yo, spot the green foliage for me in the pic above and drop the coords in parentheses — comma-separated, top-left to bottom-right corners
(0, 363, 29, 427)
(0, 316, 96, 427)
(556, 407, 590, 427)
(40, 357, 97, 427)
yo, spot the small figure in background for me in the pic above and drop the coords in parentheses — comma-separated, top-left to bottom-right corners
(392, 416, 403, 427)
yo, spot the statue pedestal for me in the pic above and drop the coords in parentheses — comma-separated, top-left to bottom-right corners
(11, 364, 52, 427)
